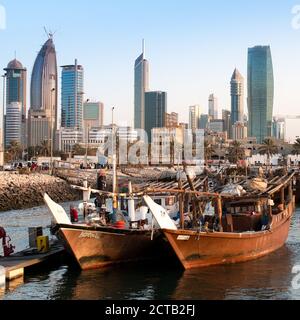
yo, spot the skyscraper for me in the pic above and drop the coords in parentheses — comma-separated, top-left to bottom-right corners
(4, 59, 27, 147)
(189, 105, 202, 131)
(231, 68, 244, 126)
(272, 117, 285, 141)
(61, 60, 84, 130)
(28, 35, 58, 148)
(208, 94, 218, 120)
(145, 91, 167, 142)
(248, 46, 274, 143)
(222, 109, 231, 138)
(134, 41, 149, 130)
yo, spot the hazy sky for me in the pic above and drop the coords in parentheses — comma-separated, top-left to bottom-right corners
(0, 0, 300, 140)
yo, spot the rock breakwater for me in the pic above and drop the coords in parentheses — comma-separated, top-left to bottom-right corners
(0, 173, 81, 212)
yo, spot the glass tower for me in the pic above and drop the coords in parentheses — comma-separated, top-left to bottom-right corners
(4, 59, 27, 147)
(134, 42, 149, 130)
(248, 46, 274, 143)
(145, 91, 167, 142)
(61, 59, 84, 130)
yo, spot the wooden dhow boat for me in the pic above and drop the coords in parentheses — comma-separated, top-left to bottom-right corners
(44, 182, 179, 270)
(144, 171, 297, 270)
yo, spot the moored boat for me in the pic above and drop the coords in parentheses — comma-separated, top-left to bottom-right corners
(145, 172, 296, 270)
(44, 188, 177, 270)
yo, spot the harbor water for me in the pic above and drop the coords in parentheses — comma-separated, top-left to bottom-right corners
(0, 204, 300, 300)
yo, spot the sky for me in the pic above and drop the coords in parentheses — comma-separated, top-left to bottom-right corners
(0, 0, 300, 140)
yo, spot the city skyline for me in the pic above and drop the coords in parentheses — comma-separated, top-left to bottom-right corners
(1, 0, 300, 141)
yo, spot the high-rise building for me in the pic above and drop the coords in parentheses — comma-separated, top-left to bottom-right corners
(28, 35, 58, 148)
(165, 112, 178, 128)
(61, 60, 84, 130)
(222, 109, 231, 138)
(272, 117, 285, 141)
(248, 46, 274, 143)
(145, 91, 167, 142)
(189, 105, 202, 131)
(5, 102, 22, 147)
(83, 101, 104, 129)
(208, 94, 218, 120)
(4, 59, 27, 147)
(231, 68, 244, 126)
(134, 42, 149, 130)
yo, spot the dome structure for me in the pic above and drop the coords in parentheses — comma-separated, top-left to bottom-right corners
(5, 59, 25, 70)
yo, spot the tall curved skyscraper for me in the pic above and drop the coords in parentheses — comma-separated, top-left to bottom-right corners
(28, 36, 58, 148)
(248, 46, 274, 143)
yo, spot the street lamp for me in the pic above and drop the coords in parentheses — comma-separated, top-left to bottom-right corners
(50, 88, 56, 174)
(84, 99, 90, 167)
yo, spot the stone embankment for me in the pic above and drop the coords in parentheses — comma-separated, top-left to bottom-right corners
(0, 172, 81, 212)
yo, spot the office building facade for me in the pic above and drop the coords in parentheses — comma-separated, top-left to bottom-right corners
(165, 112, 179, 128)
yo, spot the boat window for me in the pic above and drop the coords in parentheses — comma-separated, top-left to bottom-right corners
(154, 199, 162, 206)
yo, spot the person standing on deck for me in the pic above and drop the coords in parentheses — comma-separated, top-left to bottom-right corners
(70, 205, 79, 223)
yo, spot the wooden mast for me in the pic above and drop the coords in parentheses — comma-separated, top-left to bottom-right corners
(178, 174, 185, 230)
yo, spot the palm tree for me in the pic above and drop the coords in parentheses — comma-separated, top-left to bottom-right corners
(227, 141, 245, 164)
(293, 138, 300, 155)
(40, 140, 50, 157)
(204, 141, 216, 164)
(7, 141, 22, 161)
(258, 138, 278, 166)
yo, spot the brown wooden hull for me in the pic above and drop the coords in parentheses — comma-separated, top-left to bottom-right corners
(55, 225, 163, 270)
(163, 199, 296, 270)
